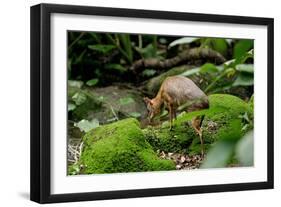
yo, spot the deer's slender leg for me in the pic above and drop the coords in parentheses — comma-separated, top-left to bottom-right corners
(173, 109, 177, 120)
(192, 116, 204, 156)
(168, 104, 174, 130)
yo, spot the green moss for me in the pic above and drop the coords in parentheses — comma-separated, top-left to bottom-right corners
(80, 118, 175, 174)
(143, 94, 253, 155)
(143, 121, 196, 153)
(208, 94, 251, 117)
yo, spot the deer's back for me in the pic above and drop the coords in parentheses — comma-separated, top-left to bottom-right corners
(160, 76, 208, 107)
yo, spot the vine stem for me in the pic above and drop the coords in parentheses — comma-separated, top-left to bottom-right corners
(68, 32, 85, 50)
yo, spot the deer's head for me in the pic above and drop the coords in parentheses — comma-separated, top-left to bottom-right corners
(143, 97, 161, 123)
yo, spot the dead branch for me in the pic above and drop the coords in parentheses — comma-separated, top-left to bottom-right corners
(130, 47, 226, 72)
(68, 140, 84, 164)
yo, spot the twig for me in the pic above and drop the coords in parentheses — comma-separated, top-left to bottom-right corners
(68, 32, 85, 50)
(108, 103, 119, 121)
(67, 140, 84, 164)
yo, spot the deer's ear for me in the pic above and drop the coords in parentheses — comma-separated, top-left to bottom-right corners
(143, 97, 152, 105)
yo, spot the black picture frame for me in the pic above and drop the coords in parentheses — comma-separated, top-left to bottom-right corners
(30, 3, 274, 204)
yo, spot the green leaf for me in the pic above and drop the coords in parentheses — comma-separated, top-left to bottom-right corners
(159, 37, 167, 44)
(226, 39, 233, 45)
(210, 38, 228, 56)
(88, 44, 116, 54)
(200, 63, 219, 73)
(235, 49, 254, 65)
(72, 92, 87, 106)
(235, 131, 254, 166)
(239, 112, 250, 123)
(105, 64, 127, 72)
(249, 95, 254, 109)
(86, 79, 99, 86)
(129, 112, 141, 118)
(233, 40, 254, 59)
(247, 49, 254, 56)
(235, 64, 254, 73)
(168, 37, 198, 48)
(181, 67, 200, 76)
(233, 73, 254, 86)
(135, 43, 158, 59)
(74, 119, 99, 132)
(225, 68, 236, 78)
(68, 80, 83, 89)
(105, 34, 132, 64)
(223, 59, 235, 67)
(118, 34, 133, 63)
(68, 103, 76, 111)
(68, 164, 80, 175)
(89, 32, 101, 43)
(201, 140, 236, 168)
(142, 69, 157, 77)
(97, 96, 106, 101)
(119, 97, 134, 105)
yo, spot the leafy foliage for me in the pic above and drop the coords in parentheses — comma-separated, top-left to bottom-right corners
(74, 119, 100, 132)
(201, 96, 254, 168)
(142, 69, 157, 77)
(68, 80, 83, 88)
(201, 140, 236, 168)
(209, 38, 229, 57)
(68, 103, 76, 112)
(88, 44, 116, 54)
(236, 131, 254, 166)
(181, 49, 254, 93)
(72, 92, 87, 106)
(129, 112, 142, 118)
(86, 79, 99, 86)
(105, 63, 127, 72)
(168, 37, 198, 48)
(119, 97, 135, 105)
(233, 40, 254, 59)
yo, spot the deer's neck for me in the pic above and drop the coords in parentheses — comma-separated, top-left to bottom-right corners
(152, 94, 164, 110)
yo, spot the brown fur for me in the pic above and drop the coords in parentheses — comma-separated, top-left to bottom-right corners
(144, 75, 209, 155)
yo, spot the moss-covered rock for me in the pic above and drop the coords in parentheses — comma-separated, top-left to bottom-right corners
(143, 120, 197, 154)
(79, 118, 175, 174)
(143, 94, 253, 155)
